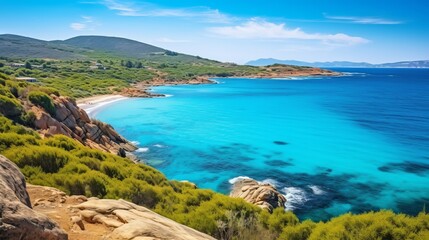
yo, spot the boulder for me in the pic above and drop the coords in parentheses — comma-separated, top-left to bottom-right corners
(0, 155, 68, 240)
(27, 184, 214, 240)
(230, 178, 286, 213)
(74, 199, 215, 240)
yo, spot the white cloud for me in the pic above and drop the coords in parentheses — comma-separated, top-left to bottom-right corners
(102, 0, 140, 16)
(70, 16, 97, 31)
(157, 37, 191, 43)
(325, 15, 402, 25)
(99, 0, 233, 23)
(208, 19, 369, 46)
(70, 23, 86, 31)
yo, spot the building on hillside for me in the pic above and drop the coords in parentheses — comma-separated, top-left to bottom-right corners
(16, 77, 38, 83)
(10, 63, 25, 68)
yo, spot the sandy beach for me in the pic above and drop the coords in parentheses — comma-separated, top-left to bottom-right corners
(77, 95, 129, 117)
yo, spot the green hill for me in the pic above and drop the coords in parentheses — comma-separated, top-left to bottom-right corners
(0, 34, 88, 59)
(62, 35, 165, 58)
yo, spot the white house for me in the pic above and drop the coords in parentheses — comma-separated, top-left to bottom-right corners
(16, 77, 38, 83)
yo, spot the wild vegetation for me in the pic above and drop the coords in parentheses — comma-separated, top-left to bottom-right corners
(0, 56, 318, 99)
(0, 72, 428, 239)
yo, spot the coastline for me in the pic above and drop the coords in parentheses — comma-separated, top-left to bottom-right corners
(76, 71, 341, 118)
(77, 94, 129, 118)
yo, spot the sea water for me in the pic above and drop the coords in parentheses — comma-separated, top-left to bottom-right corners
(96, 68, 429, 220)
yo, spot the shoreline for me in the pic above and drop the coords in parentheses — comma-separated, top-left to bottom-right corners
(77, 95, 129, 117)
(76, 73, 341, 117)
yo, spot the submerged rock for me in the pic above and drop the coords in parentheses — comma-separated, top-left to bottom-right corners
(230, 178, 286, 213)
(0, 155, 67, 240)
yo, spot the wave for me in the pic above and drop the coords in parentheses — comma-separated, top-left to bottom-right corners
(283, 187, 308, 211)
(153, 144, 166, 148)
(308, 185, 326, 195)
(228, 176, 252, 184)
(164, 94, 174, 98)
(260, 178, 280, 187)
(135, 147, 149, 153)
(131, 141, 140, 145)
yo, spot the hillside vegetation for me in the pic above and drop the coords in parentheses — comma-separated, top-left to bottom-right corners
(0, 34, 335, 99)
(0, 73, 429, 239)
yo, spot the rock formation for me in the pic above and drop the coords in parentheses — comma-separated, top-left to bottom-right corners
(230, 178, 286, 213)
(31, 95, 136, 155)
(0, 155, 67, 240)
(27, 184, 215, 240)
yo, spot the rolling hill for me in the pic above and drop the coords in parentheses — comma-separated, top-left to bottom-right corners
(0, 34, 88, 59)
(62, 35, 165, 58)
(0, 34, 170, 60)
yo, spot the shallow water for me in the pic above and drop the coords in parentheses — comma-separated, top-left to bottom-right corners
(96, 68, 429, 220)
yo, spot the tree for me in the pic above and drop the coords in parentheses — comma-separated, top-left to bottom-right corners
(125, 60, 133, 68)
(135, 62, 143, 68)
(25, 61, 32, 69)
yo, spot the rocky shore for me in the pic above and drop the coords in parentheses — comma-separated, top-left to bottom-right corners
(31, 95, 137, 155)
(230, 178, 286, 213)
(0, 155, 214, 240)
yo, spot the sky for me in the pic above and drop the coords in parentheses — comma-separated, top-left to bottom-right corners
(1, 0, 428, 64)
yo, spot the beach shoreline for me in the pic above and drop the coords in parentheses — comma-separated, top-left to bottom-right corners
(77, 95, 129, 117)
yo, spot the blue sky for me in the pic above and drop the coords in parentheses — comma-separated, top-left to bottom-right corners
(1, 0, 428, 63)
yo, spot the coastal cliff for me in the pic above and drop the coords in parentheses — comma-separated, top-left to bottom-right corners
(31, 95, 136, 155)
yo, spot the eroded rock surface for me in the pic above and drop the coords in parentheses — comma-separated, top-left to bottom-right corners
(27, 184, 215, 240)
(230, 178, 286, 213)
(0, 155, 67, 240)
(32, 95, 136, 155)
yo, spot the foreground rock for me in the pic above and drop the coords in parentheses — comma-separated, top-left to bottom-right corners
(31, 95, 136, 155)
(230, 178, 286, 213)
(28, 185, 215, 240)
(0, 155, 67, 240)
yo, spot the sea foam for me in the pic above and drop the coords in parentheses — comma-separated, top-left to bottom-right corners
(283, 187, 308, 211)
(308, 185, 326, 195)
(135, 147, 149, 153)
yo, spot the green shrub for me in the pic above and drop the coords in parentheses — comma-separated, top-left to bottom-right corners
(28, 91, 56, 115)
(0, 95, 23, 117)
(3, 145, 73, 173)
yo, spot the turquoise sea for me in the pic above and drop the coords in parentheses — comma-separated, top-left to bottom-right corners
(96, 68, 429, 220)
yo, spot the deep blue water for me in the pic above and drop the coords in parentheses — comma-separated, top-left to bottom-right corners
(96, 68, 429, 220)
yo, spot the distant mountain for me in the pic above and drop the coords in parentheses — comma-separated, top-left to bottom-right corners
(246, 58, 429, 68)
(0, 34, 170, 59)
(62, 36, 165, 58)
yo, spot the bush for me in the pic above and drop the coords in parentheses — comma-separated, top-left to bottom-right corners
(0, 95, 23, 117)
(3, 145, 73, 173)
(28, 91, 56, 115)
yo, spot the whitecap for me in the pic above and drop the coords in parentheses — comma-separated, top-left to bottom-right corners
(283, 187, 308, 211)
(228, 176, 252, 184)
(308, 185, 326, 195)
(131, 141, 140, 145)
(260, 178, 280, 187)
(135, 147, 149, 153)
(153, 144, 166, 148)
(164, 94, 174, 98)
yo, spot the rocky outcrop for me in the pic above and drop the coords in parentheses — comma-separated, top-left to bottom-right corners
(0, 155, 67, 240)
(32, 95, 136, 155)
(230, 178, 286, 213)
(27, 184, 215, 240)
